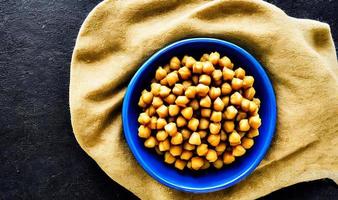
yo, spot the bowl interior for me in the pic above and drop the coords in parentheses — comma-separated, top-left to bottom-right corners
(123, 38, 276, 193)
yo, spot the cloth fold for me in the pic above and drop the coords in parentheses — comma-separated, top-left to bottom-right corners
(70, 0, 338, 199)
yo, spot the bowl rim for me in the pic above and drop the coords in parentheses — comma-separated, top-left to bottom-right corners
(122, 37, 277, 193)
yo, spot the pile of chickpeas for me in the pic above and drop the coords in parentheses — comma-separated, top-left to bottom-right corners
(137, 52, 261, 171)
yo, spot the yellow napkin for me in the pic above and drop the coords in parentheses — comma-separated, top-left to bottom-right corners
(70, 0, 338, 199)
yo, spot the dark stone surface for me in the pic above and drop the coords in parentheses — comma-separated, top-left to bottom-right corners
(0, 0, 336, 199)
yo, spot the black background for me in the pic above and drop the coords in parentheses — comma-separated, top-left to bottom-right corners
(0, 0, 337, 199)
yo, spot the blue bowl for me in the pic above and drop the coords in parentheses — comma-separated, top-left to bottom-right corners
(122, 38, 277, 193)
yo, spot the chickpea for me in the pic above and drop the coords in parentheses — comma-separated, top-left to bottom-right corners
(234, 67, 246, 79)
(172, 84, 184, 96)
(199, 74, 211, 85)
(155, 146, 163, 155)
(229, 131, 241, 146)
(253, 98, 261, 107)
(185, 56, 196, 68)
(209, 87, 221, 100)
(223, 105, 238, 120)
(201, 160, 211, 170)
(201, 108, 212, 118)
(145, 105, 156, 117)
(247, 128, 259, 138)
(144, 136, 157, 148)
(249, 101, 258, 114)
(230, 91, 243, 106)
(244, 87, 256, 100)
(207, 134, 221, 146)
(200, 96, 212, 108)
(231, 78, 243, 90)
(181, 107, 193, 120)
(208, 52, 220, 65)
(165, 94, 176, 105)
(198, 130, 208, 139)
(183, 141, 195, 151)
(198, 118, 209, 130)
(215, 143, 226, 155)
(223, 121, 234, 133)
(163, 64, 171, 73)
(178, 66, 191, 80)
(220, 130, 227, 141)
(185, 86, 197, 99)
(156, 118, 167, 129)
(174, 159, 186, 170)
(175, 96, 189, 107)
(233, 145, 246, 157)
(192, 75, 199, 85)
(176, 116, 187, 127)
(141, 91, 153, 105)
(221, 96, 230, 107)
(164, 151, 176, 164)
(149, 116, 157, 129)
(170, 145, 183, 156)
(206, 149, 218, 162)
(242, 137, 254, 149)
(221, 83, 232, 95)
(155, 67, 167, 81)
(193, 62, 203, 74)
(156, 130, 168, 141)
(171, 132, 183, 145)
(209, 122, 221, 134)
(189, 132, 201, 145)
(219, 56, 233, 69)
(138, 125, 151, 138)
(236, 112, 247, 122)
(210, 111, 222, 122)
(212, 69, 223, 81)
(213, 158, 224, 169)
(168, 105, 180, 117)
(200, 53, 209, 62)
(238, 131, 246, 138)
(239, 119, 250, 131)
(181, 55, 189, 66)
(189, 99, 199, 110)
(249, 115, 261, 129)
(180, 150, 193, 160)
(182, 80, 192, 89)
(170, 56, 180, 70)
(202, 61, 215, 75)
(138, 98, 147, 108)
(196, 84, 209, 97)
(241, 98, 250, 112)
(213, 97, 225, 111)
(151, 83, 161, 96)
(223, 152, 235, 164)
(152, 96, 163, 108)
(187, 161, 192, 169)
(156, 105, 168, 118)
(191, 157, 204, 170)
(181, 129, 191, 140)
(159, 86, 171, 97)
(223, 68, 235, 80)
(243, 76, 254, 89)
(160, 77, 168, 85)
(166, 71, 179, 86)
(196, 144, 208, 156)
(159, 139, 170, 151)
(138, 112, 150, 125)
(188, 118, 199, 131)
(164, 122, 177, 136)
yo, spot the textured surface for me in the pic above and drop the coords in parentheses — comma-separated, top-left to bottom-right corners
(0, 0, 337, 199)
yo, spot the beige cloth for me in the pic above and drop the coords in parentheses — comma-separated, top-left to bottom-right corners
(70, 0, 338, 199)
